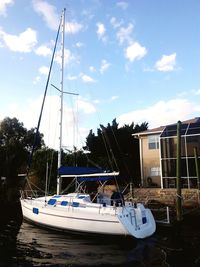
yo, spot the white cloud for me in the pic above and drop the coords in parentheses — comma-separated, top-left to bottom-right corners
(111, 95, 119, 101)
(89, 66, 96, 72)
(194, 89, 200, 95)
(39, 66, 49, 75)
(81, 8, 95, 20)
(33, 76, 41, 84)
(0, 40, 3, 48)
(155, 53, 176, 72)
(33, 0, 83, 34)
(96, 23, 106, 40)
(116, 23, 134, 45)
(116, 1, 128, 10)
(3, 94, 91, 149)
(55, 48, 75, 66)
(2, 95, 200, 150)
(110, 17, 123, 29)
(100, 59, 111, 74)
(125, 42, 147, 62)
(67, 75, 78, 81)
(0, 0, 14, 17)
(93, 99, 100, 104)
(117, 98, 200, 128)
(0, 28, 37, 52)
(77, 98, 96, 114)
(76, 42, 84, 48)
(81, 73, 96, 83)
(143, 65, 154, 72)
(30, 95, 73, 149)
(32, 0, 59, 30)
(35, 45, 52, 56)
(65, 21, 83, 34)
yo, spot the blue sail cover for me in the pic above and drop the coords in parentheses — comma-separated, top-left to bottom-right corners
(58, 166, 119, 181)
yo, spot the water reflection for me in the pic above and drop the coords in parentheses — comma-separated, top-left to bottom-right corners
(156, 218, 200, 267)
(15, 223, 140, 266)
(0, 222, 166, 267)
(1, 218, 200, 267)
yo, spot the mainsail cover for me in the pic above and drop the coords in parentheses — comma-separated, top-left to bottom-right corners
(58, 166, 119, 181)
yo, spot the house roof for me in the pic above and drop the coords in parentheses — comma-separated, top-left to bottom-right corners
(133, 117, 200, 137)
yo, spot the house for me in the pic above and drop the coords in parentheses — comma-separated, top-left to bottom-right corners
(133, 117, 200, 189)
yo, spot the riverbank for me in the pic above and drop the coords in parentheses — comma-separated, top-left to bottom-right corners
(125, 188, 200, 225)
(128, 188, 200, 207)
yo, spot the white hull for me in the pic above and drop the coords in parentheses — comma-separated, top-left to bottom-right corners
(20, 193, 156, 239)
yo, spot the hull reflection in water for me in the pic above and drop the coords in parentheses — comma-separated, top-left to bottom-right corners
(13, 222, 166, 267)
(16, 222, 136, 266)
(1, 217, 200, 266)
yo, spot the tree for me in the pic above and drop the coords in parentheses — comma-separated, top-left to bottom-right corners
(0, 117, 44, 183)
(31, 147, 57, 192)
(29, 146, 90, 193)
(84, 119, 148, 186)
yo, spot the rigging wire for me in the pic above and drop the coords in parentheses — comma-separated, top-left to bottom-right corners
(100, 125, 119, 171)
(26, 13, 62, 177)
(23, 11, 63, 197)
(24, 6, 127, 196)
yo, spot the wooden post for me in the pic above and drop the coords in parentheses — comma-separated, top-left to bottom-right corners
(194, 147, 200, 205)
(176, 121, 183, 221)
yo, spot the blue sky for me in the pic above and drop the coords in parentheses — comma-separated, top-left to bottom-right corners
(0, 0, 200, 149)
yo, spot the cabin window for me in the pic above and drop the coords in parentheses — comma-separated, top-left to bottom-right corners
(61, 201, 68, 206)
(148, 135, 159, 150)
(48, 199, 57, 205)
(72, 202, 80, 207)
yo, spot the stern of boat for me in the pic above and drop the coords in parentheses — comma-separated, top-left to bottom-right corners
(117, 203, 156, 239)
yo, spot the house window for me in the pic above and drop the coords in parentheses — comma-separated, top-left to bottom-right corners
(148, 135, 159, 149)
(150, 167, 160, 176)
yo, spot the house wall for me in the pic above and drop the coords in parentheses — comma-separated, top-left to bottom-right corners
(137, 119, 200, 189)
(140, 136, 161, 187)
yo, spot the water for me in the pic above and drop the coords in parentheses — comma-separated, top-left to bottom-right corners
(0, 218, 200, 267)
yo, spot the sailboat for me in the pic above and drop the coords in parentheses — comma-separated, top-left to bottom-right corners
(20, 9, 156, 239)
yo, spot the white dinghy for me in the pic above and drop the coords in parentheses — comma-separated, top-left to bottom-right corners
(20, 9, 156, 239)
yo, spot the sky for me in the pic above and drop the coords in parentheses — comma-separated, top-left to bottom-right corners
(0, 0, 200, 150)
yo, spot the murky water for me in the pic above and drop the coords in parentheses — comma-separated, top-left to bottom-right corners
(0, 217, 200, 267)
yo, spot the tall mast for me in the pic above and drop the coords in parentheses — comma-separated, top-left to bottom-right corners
(57, 8, 65, 195)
